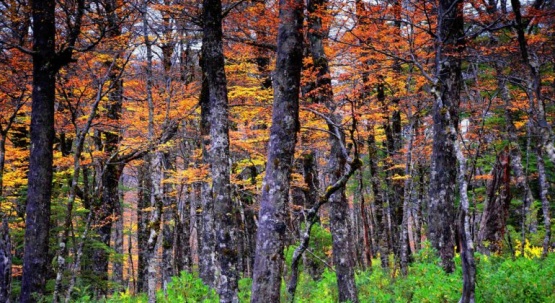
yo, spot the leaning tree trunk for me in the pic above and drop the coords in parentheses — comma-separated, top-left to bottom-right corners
(250, 0, 304, 300)
(427, 0, 464, 274)
(202, 0, 239, 300)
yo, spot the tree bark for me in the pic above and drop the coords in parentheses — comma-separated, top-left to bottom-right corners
(368, 130, 390, 270)
(306, 0, 358, 300)
(21, 1, 57, 300)
(0, 219, 11, 303)
(536, 149, 551, 258)
(453, 133, 476, 303)
(250, 0, 304, 300)
(202, 0, 239, 300)
(427, 0, 464, 274)
(477, 149, 511, 254)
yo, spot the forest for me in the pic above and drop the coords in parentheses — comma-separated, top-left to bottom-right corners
(0, 0, 554, 302)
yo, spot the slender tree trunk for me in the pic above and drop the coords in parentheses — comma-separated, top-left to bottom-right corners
(54, 79, 106, 303)
(359, 169, 373, 268)
(113, 185, 124, 290)
(453, 132, 476, 303)
(0, 219, 11, 303)
(498, 66, 535, 252)
(250, 0, 304, 300)
(0, 135, 11, 303)
(477, 150, 511, 254)
(427, 0, 464, 274)
(536, 149, 551, 258)
(142, 3, 165, 300)
(400, 121, 414, 276)
(306, 0, 358, 300)
(162, 153, 176, 291)
(137, 160, 151, 293)
(368, 130, 390, 270)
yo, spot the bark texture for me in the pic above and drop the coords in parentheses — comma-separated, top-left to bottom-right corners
(21, 1, 57, 300)
(0, 219, 11, 303)
(477, 150, 511, 254)
(250, 0, 304, 300)
(427, 0, 464, 273)
(202, 0, 239, 300)
(306, 0, 358, 300)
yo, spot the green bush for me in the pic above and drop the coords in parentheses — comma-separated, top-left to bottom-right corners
(86, 250, 555, 303)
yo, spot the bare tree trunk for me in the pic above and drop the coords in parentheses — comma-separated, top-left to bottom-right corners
(0, 219, 11, 303)
(477, 150, 511, 254)
(137, 160, 151, 293)
(306, 0, 358, 301)
(202, 0, 239, 299)
(359, 169, 373, 268)
(368, 130, 390, 270)
(427, 0, 464, 274)
(21, 2, 57, 300)
(113, 185, 124, 290)
(400, 120, 414, 276)
(536, 149, 551, 258)
(250, 0, 304, 300)
(453, 133, 476, 303)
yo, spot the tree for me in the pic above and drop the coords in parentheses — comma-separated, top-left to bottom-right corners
(201, 0, 239, 300)
(21, 1, 85, 301)
(250, 0, 304, 300)
(427, 0, 465, 274)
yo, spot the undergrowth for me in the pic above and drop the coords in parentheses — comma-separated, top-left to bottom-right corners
(91, 245, 555, 302)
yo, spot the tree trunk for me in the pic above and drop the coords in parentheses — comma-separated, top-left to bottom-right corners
(427, 0, 464, 274)
(400, 120, 414, 276)
(536, 149, 551, 258)
(202, 0, 239, 299)
(198, 49, 217, 290)
(21, 1, 57, 300)
(477, 150, 511, 254)
(368, 130, 390, 270)
(137, 160, 151, 293)
(250, 0, 304, 300)
(306, 0, 358, 300)
(453, 132, 476, 303)
(0, 219, 11, 303)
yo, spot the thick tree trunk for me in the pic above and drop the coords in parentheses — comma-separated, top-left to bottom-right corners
(202, 0, 239, 299)
(21, 2, 57, 300)
(198, 54, 217, 289)
(427, 0, 464, 274)
(250, 0, 304, 300)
